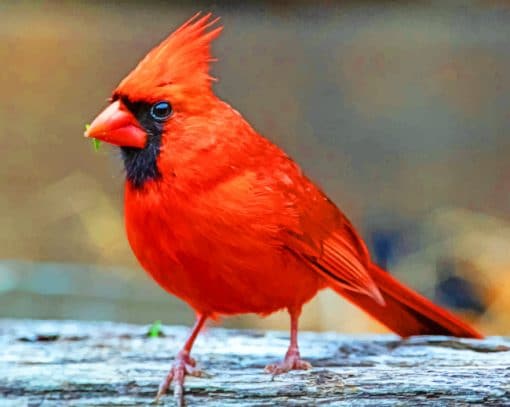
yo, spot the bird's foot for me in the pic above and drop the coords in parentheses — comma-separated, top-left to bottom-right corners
(155, 351, 205, 405)
(264, 348, 311, 375)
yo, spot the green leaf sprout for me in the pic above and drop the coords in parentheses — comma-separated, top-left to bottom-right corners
(92, 139, 101, 152)
(84, 123, 101, 152)
(147, 320, 164, 338)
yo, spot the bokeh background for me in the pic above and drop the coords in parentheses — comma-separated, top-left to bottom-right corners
(1, 1, 509, 335)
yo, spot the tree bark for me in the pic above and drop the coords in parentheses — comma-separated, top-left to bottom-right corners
(0, 319, 509, 406)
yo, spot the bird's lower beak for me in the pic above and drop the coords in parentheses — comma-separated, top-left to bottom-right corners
(84, 100, 147, 148)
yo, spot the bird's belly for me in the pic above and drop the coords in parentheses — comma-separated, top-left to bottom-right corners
(126, 215, 323, 315)
(142, 246, 324, 315)
(124, 183, 325, 316)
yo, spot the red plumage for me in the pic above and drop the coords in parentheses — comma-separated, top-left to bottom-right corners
(85, 13, 482, 403)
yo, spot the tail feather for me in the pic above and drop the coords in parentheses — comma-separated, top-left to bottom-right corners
(334, 263, 483, 338)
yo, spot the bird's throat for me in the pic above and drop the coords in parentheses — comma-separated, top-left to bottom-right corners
(119, 98, 164, 189)
(120, 144, 161, 189)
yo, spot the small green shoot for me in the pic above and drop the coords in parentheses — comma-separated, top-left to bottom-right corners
(147, 320, 164, 338)
(84, 123, 101, 152)
(92, 139, 101, 152)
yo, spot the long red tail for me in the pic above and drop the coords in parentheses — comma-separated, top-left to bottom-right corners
(335, 263, 483, 338)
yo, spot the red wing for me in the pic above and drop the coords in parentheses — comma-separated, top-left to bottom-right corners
(268, 154, 480, 337)
(278, 172, 383, 303)
(286, 218, 384, 305)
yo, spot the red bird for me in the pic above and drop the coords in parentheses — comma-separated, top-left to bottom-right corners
(85, 13, 482, 403)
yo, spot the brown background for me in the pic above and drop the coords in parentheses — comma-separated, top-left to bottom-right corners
(1, 1, 509, 334)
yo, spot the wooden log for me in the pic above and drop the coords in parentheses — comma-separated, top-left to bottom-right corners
(0, 319, 509, 406)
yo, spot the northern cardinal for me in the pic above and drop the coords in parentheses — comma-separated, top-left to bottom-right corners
(85, 13, 483, 403)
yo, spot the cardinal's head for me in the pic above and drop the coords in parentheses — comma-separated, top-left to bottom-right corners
(85, 13, 223, 189)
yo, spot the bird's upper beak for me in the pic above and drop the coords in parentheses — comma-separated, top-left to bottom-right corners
(84, 100, 147, 148)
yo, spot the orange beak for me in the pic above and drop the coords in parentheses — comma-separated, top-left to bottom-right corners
(84, 100, 147, 148)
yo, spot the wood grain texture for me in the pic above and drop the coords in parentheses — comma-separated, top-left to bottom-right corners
(0, 320, 509, 406)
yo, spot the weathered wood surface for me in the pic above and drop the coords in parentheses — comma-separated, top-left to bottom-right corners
(0, 320, 509, 406)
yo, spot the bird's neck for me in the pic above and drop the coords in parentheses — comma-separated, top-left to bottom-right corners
(120, 143, 162, 189)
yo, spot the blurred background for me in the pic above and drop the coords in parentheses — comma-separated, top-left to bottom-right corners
(1, 1, 509, 335)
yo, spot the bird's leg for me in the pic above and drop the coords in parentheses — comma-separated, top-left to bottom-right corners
(264, 307, 311, 375)
(156, 314, 207, 404)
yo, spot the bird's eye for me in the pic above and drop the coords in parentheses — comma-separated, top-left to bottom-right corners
(150, 101, 172, 122)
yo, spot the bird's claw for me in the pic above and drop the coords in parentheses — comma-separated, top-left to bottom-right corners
(264, 349, 311, 376)
(155, 351, 205, 406)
